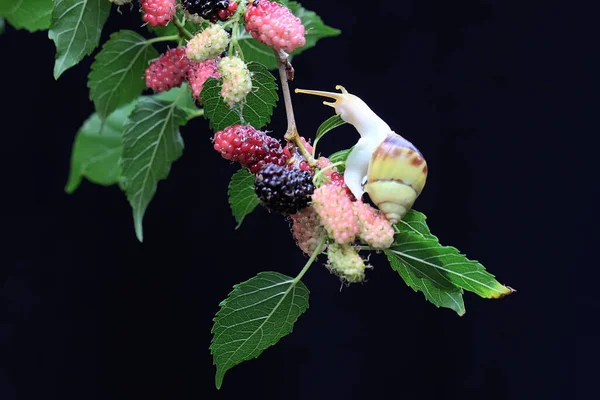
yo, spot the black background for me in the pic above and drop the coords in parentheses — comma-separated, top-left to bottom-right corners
(1, 1, 597, 399)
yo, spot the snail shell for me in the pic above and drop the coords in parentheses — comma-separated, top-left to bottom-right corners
(295, 85, 427, 223)
(365, 133, 427, 223)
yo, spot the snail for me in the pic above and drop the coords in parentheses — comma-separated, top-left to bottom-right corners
(295, 85, 427, 223)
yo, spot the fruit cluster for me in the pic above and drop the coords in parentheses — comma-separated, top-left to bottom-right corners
(142, 1, 310, 108)
(210, 120, 394, 285)
(141, 1, 389, 284)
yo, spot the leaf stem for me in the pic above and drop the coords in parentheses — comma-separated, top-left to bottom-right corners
(147, 34, 180, 45)
(173, 18, 194, 40)
(274, 49, 317, 167)
(187, 108, 205, 119)
(294, 236, 327, 283)
(312, 161, 345, 186)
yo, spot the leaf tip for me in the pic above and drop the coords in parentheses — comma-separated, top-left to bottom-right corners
(134, 220, 144, 242)
(492, 285, 516, 299)
(215, 371, 225, 390)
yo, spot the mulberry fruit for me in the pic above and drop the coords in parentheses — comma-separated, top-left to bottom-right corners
(187, 57, 222, 100)
(181, 0, 231, 22)
(219, 55, 252, 107)
(145, 48, 190, 93)
(140, 0, 177, 27)
(353, 201, 394, 249)
(290, 206, 325, 256)
(326, 243, 368, 284)
(244, 0, 306, 53)
(311, 184, 359, 245)
(186, 24, 230, 63)
(213, 124, 288, 173)
(254, 164, 315, 215)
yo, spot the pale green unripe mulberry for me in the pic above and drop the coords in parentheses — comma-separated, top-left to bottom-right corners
(110, 0, 133, 5)
(186, 24, 230, 63)
(326, 243, 368, 284)
(219, 56, 252, 108)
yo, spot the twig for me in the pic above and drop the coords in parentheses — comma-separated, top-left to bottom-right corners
(274, 49, 317, 166)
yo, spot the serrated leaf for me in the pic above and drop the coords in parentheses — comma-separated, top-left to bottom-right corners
(385, 251, 466, 316)
(48, 0, 111, 79)
(88, 30, 159, 119)
(211, 271, 309, 389)
(121, 97, 187, 242)
(228, 168, 261, 229)
(388, 215, 515, 299)
(396, 209, 433, 237)
(0, 0, 52, 32)
(326, 147, 353, 173)
(201, 62, 278, 132)
(65, 101, 137, 194)
(241, 1, 341, 68)
(154, 85, 201, 119)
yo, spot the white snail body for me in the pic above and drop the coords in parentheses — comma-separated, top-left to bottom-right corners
(295, 85, 427, 223)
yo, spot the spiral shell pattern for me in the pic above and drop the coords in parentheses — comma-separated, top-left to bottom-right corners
(364, 133, 428, 224)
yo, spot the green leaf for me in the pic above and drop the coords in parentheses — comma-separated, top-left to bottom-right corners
(387, 211, 515, 299)
(211, 271, 309, 389)
(240, 1, 341, 69)
(315, 114, 346, 142)
(326, 147, 353, 173)
(228, 168, 261, 228)
(385, 251, 466, 316)
(88, 30, 159, 119)
(201, 62, 278, 132)
(154, 85, 201, 119)
(121, 97, 187, 242)
(48, 0, 111, 79)
(237, 28, 279, 70)
(0, 0, 52, 32)
(65, 101, 137, 194)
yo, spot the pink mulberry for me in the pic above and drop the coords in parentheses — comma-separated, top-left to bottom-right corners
(145, 48, 190, 93)
(311, 184, 358, 245)
(353, 201, 395, 249)
(244, 1, 306, 53)
(141, 0, 177, 27)
(290, 206, 325, 256)
(187, 58, 221, 101)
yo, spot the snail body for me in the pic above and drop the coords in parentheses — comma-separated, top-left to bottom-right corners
(295, 86, 427, 223)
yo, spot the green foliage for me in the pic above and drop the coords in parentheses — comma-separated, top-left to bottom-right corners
(120, 97, 187, 242)
(387, 253, 466, 316)
(201, 62, 279, 132)
(211, 272, 310, 389)
(327, 147, 353, 173)
(66, 101, 137, 194)
(239, 0, 341, 69)
(0, 17, 4, 34)
(315, 114, 345, 142)
(0, 0, 52, 32)
(237, 28, 279, 70)
(228, 168, 261, 229)
(386, 210, 514, 303)
(49, 0, 111, 79)
(88, 30, 159, 119)
(153, 85, 201, 119)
